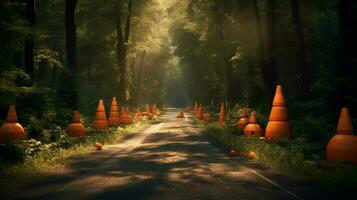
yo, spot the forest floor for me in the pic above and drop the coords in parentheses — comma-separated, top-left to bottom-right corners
(4, 109, 340, 200)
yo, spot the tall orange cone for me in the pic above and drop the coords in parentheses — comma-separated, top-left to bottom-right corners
(194, 102, 198, 114)
(196, 104, 203, 120)
(219, 103, 225, 125)
(92, 99, 108, 130)
(0, 105, 25, 143)
(327, 108, 357, 163)
(244, 111, 263, 137)
(108, 97, 120, 126)
(126, 106, 130, 114)
(66, 111, 86, 137)
(265, 85, 293, 139)
(237, 108, 249, 130)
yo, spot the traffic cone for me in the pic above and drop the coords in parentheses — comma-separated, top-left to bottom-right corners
(237, 108, 249, 130)
(0, 105, 25, 143)
(66, 111, 86, 137)
(265, 85, 293, 139)
(219, 103, 225, 125)
(135, 107, 142, 118)
(203, 111, 211, 123)
(152, 104, 157, 115)
(92, 99, 108, 130)
(120, 107, 127, 125)
(177, 112, 185, 118)
(108, 97, 120, 126)
(327, 108, 357, 163)
(244, 111, 263, 137)
(196, 104, 203, 120)
(194, 102, 198, 114)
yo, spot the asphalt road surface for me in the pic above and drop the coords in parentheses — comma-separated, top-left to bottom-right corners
(8, 108, 335, 200)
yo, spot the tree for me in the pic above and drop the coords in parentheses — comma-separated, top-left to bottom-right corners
(65, 0, 78, 109)
(24, 0, 36, 78)
(65, 0, 77, 73)
(291, 0, 310, 99)
(264, 0, 278, 99)
(116, 0, 133, 101)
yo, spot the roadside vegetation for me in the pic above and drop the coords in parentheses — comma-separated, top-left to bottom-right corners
(197, 104, 357, 193)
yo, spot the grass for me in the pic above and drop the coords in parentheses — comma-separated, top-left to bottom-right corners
(200, 121, 357, 193)
(0, 119, 149, 192)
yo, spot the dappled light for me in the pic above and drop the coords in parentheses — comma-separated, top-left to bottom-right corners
(1, 0, 357, 199)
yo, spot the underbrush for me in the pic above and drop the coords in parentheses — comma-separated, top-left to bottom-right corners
(0, 119, 149, 191)
(201, 121, 357, 192)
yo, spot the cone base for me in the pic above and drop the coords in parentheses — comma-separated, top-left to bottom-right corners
(244, 124, 263, 137)
(92, 120, 108, 130)
(265, 121, 293, 139)
(66, 123, 86, 137)
(327, 135, 357, 163)
(237, 118, 249, 130)
(0, 123, 25, 143)
(108, 117, 120, 126)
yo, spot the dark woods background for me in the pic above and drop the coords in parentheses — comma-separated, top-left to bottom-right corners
(0, 0, 356, 146)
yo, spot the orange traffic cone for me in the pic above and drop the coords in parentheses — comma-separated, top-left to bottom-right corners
(265, 85, 293, 139)
(152, 104, 157, 115)
(203, 111, 211, 123)
(0, 105, 25, 143)
(194, 102, 198, 114)
(177, 112, 185, 118)
(219, 103, 225, 125)
(135, 107, 142, 118)
(108, 97, 120, 126)
(120, 107, 127, 125)
(327, 108, 357, 163)
(66, 111, 86, 137)
(196, 104, 203, 120)
(244, 111, 263, 137)
(92, 100, 108, 130)
(237, 108, 249, 130)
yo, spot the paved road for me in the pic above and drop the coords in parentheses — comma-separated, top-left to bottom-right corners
(10, 109, 331, 200)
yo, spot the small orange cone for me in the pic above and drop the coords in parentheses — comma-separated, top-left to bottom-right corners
(152, 104, 157, 115)
(0, 105, 25, 143)
(177, 112, 185, 118)
(244, 111, 263, 137)
(203, 111, 211, 123)
(95, 142, 103, 150)
(146, 104, 150, 113)
(92, 100, 108, 130)
(219, 103, 225, 125)
(108, 97, 120, 126)
(265, 85, 293, 139)
(196, 104, 203, 120)
(327, 108, 357, 163)
(135, 107, 142, 118)
(237, 108, 249, 130)
(194, 102, 198, 114)
(66, 111, 86, 137)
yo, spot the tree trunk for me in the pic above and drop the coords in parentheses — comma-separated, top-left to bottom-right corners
(264, 0, 278, 99)
(65, 0, 77, 73)
(24, 0, 35, 78)
(136, 51, 146, 104)
(291, 0, 310, 99)
(117, 0, 132, 102)
(65, 0, 78, 109)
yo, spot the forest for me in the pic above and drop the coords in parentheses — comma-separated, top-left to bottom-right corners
(0, 0, 357, 199)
